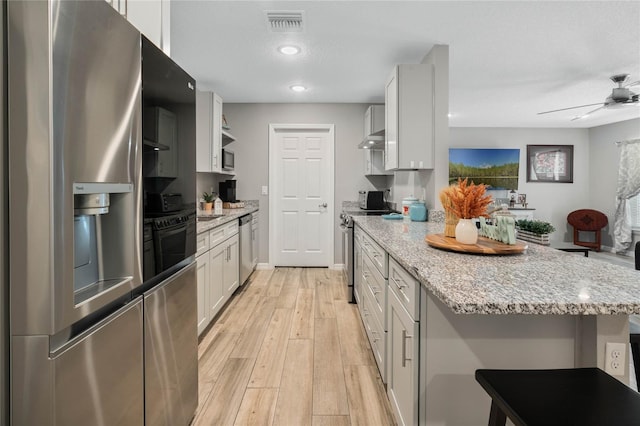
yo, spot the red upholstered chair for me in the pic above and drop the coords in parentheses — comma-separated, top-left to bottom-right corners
(567, 209, 608, 252)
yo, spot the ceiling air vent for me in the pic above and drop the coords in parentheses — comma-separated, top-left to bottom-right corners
(266, 11, 304, 32)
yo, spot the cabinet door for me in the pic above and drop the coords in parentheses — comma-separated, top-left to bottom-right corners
(224, 234, 239, 298)
(126, 0, 162, 49)
(196, 90, 213, 172)
(385, 67, 398, 170)
(387, 290, 419, 426)
(196, 253, 210, 336)
(209, 242, 226, 320)
(156, 108, 178, 177)
(354, 239, 362, 304)
(211, 93, 223, 172)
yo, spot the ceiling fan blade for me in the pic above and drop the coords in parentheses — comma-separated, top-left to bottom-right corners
(537, 102, 604, 115)
(624, 80, 640, 88)
(570, 106, 605, 121)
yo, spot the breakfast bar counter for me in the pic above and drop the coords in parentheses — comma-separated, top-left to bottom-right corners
(352, 215, 639, 425)
(351, 216, 640, 315)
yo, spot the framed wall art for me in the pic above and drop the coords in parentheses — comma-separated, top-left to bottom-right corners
(449, 148, 520, 190)
(526, 145, 573, 183)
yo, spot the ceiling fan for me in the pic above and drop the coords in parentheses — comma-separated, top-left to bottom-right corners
(538, 74, 640, 121)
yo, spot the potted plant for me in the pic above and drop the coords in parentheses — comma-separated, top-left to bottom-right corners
(515, 219, 555, 245)
(202, 192, 215, 212)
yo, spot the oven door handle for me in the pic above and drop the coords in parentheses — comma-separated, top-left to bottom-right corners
(156, 223, 188, 237)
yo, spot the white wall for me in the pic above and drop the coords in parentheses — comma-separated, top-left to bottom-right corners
(588, 118, 640, 252)
(222, 103, 385, 265)
(449, 127, 591, 242)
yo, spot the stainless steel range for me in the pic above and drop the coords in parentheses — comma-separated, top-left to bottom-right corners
(340, 206, 391, 303)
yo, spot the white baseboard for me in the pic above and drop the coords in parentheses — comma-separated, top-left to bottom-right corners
(330, 264, 345, 271)
(256, 263, 274, 270)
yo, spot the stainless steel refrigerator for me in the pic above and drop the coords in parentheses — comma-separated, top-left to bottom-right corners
(7, 1, 197, 424)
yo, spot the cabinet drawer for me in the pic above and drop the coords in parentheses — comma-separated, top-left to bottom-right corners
(209, 220, 239, 247)
(362, 287, 386, 383)
(362, 252, 387, 331)
(362, 232, 388, 277)
(196, 232, 210, 258)
(388, 257, 420, 321)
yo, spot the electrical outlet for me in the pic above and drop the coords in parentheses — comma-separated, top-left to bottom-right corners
(261, 186, 268, 195)
(604, 342, 626, 376)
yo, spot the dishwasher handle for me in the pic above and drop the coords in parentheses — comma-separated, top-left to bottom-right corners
(239, 214, 252, 226)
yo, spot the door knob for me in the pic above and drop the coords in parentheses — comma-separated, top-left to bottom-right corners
(319, 203, 327, 208)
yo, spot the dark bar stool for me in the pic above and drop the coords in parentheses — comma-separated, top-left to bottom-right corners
(475, 368, 640, 426)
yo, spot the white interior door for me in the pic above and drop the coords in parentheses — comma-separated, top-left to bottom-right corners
(269, 124, 334, 267)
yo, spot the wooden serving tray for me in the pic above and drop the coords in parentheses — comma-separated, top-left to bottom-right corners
(425, 233, 528, 255)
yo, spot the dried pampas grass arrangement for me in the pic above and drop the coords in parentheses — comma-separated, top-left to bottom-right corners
(439, 178, 492, 237)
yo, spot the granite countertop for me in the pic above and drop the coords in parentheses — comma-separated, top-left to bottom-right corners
(196, 200, 259, 234)
(352, 216, 640, 315)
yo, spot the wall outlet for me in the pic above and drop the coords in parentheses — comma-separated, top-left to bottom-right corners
(261, 186, 268, 195)
(604, 342, 626, 376)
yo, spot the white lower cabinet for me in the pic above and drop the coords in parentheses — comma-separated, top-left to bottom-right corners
(223, 234, 239, 297)
(196, 220, 239, 336)
(354, 226, 363, 304)
(208, 241, 226, 319)
(196, 252, 210, 335)
(356, 226, 388, 383)
(386, 257, 421, 426)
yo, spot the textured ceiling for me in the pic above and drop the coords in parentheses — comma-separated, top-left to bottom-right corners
(171, 1, 640, 128)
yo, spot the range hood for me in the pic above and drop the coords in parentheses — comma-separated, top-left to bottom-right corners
(358, 105, 385, 149)
(358, 131, 385, 149)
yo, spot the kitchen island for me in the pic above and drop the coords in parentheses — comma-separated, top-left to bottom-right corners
(352, 216, 640, 425)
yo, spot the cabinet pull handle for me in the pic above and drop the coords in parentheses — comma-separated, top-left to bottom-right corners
(393, 276, 405, 289)
(372, 287, 381, 295)
(402, 329, 413, 367)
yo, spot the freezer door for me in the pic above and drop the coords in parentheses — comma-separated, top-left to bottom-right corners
(144, 261, 198, 425)
(12, 299, 144, 425)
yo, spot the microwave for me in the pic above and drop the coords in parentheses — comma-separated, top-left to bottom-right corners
(222, 149, 234, 170)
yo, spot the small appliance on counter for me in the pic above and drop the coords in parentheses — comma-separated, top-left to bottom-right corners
(219, 179, 237, 202)
(359, 190, 387, 210)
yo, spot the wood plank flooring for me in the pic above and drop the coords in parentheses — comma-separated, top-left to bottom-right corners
(194, 268, 396, 426)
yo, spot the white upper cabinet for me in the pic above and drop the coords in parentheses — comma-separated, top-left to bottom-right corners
(385, 64, 435, 171)
(364, 150, 392, 176)
(196, 91, 236, 174)
(106, 0, 171, 55)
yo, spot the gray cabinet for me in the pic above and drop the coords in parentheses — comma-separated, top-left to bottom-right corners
(197, 91, 236, 174)
(353, 226, 363, 304)
(196, 220, 239, 336)
(386, 257, 421, 426)
(385, 64, 435, 170)
(364, 150, 392, 176)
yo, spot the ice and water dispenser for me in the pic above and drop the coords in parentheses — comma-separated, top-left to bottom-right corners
(73, 183, 135, 306)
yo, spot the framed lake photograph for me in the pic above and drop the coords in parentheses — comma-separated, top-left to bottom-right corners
(526, 145, 573, 183)
(449, 148, 520, 190)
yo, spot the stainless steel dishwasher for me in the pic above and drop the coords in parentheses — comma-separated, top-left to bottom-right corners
(240, 214, 253, 285)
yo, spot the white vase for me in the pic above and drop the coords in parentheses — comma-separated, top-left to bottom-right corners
(455, 219, 478, 245)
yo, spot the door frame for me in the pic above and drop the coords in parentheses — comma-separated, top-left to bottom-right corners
(268, 123, 335, 268)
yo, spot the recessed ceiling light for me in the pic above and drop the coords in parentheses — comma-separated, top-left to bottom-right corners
(447, 113, 453, 118)
(368, 140, 375, 145)
(278, 45, 301, 55)
(290, 85, 307, 92)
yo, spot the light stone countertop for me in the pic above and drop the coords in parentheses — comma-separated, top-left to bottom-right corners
(352, 216, 640, 315)
(196, 201, 258, 234)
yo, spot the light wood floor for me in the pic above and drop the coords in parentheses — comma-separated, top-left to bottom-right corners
(194, 268, 396, 426)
